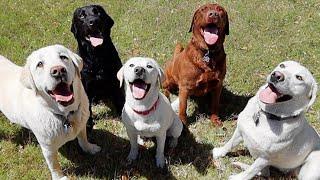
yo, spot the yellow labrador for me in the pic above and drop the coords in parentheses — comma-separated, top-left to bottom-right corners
(213, 61, 320, 180)
(0, 45, 101, 180)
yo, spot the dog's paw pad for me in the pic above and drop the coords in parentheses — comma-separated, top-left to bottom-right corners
(212, 147, 226, 159)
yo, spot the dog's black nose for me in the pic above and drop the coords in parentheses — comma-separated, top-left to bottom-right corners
(270, 71, 284, 83)
(134, 66, 145, 76)
(208, 10, 219, 18)
(50, 66, 67, 78)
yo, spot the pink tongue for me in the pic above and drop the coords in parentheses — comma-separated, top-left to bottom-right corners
(259, 86, 278, 104)
(52, 84, 74, 102)
(132, 83, 147, 99)
(204, 31, 218, 45)
(89, 37, 103, 47)
(54, 94, 73, 102)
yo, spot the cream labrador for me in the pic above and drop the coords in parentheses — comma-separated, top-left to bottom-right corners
(117, 57, 183, 168)
(212, 61, 320, 180)
(0, 45, 101, 180)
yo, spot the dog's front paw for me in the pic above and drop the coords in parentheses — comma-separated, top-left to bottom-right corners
(59, 176, 69, 180)
(212, 147, 227, 159)
(83, 143, 101, 154)
(228, 174, 245, 180)
(156, 154, 166, 168)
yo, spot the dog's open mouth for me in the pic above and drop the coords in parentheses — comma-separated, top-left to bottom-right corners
(201, 24, 219, 45)
(85, 35, 103, 47)
(259, 83, 292, 104)
(47, 82, 74, 106)
(129, 79, 151, 100)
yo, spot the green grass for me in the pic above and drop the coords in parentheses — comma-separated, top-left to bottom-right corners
(0, 0, 320, 179)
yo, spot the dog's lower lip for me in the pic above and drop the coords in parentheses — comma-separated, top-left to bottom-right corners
(47, 82, 74, 106)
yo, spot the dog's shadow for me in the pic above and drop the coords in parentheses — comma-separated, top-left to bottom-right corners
(59, 123, 217, 179)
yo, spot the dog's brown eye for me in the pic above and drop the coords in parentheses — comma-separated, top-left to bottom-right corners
(129, 64, 134, 67)
(37, 61, 43, 68)
(146, 65, 153, 69)
(60, 55, 68, 61)
(296, 75, 303, 81)
(279, 64, 285, 68)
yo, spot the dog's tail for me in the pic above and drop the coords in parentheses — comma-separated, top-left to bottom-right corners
(171, 98, 179, 113)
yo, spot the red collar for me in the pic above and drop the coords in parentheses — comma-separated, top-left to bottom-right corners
(132, 96, 159, 115)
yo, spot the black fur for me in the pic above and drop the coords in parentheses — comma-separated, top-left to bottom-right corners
(71, 5, 124, 131)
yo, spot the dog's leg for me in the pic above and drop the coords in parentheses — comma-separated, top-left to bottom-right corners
(229, 158, 269, 180)
(232, 162, 270, 177)
(127, 130, 139, 163)
(167, 114, 183, 148)
(212, 127, 242, 159)
(155, 134, 167, 168)
(210, 84, 223, 126)
(77, 128, 101, 154)
(298, 150, 320, 180)
(178, 88, 189, 124)
(40, 147, 67, 180)
(87, 100, 94, 132)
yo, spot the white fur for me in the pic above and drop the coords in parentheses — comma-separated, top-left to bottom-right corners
(0, 45, 101, 180)
(117, 57, 183, 168)
(212, 61, 320, 180)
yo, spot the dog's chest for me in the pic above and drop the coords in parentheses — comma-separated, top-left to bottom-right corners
(239, 112, 311, 167)
(32, 111, 84, 146)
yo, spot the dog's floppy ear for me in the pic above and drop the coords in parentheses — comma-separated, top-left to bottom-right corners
(307, 81, 318, 111)
(117, 66, 124, 88)
(188, 10, 197, 33)
(67, 49, 83, 77)
(20, 55, 36, 90)
(95, 5, 114, 29)
(70, 8, 80, 37)
(224, 11, 229, 35)
(150, 58, 165, 87)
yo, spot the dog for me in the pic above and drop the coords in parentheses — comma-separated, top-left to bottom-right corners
(0, 45, 101, 180)
(117, 57, 183, 168)
(162, 3, 229, 126)
(71, 5, 125, 130)
(212, 61, 320, 180)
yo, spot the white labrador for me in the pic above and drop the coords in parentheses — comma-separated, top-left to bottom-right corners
(0, 45, 101, 180)
(212, 61, 320, 180)
(117, 57, 183, 168)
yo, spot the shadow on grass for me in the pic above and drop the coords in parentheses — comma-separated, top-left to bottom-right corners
(59, 124, 215, 179)
(188, 87, 252, 124)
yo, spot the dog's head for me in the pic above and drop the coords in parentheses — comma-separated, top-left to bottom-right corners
(258, 61, 317, 117)
(117, 57, 164, 101)
(189, 3, 229, 50)
(20, 45, 83, 111)
(71, 5, 114, 47)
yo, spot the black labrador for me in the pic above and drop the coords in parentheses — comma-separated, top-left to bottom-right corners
(71, 5, 124, 131)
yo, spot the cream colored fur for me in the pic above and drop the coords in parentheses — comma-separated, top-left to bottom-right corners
(0, 45, 101, 180)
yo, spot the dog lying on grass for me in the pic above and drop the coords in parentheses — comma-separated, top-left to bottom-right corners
(0, 45, 101, 180)
(212, 61, 320, 180)
(117, 57, 183, 168)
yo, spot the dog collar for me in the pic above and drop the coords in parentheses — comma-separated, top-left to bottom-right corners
(253, 110, 301, 125)
(53, 104, 80, 132)
(132, 96, 159, 116)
